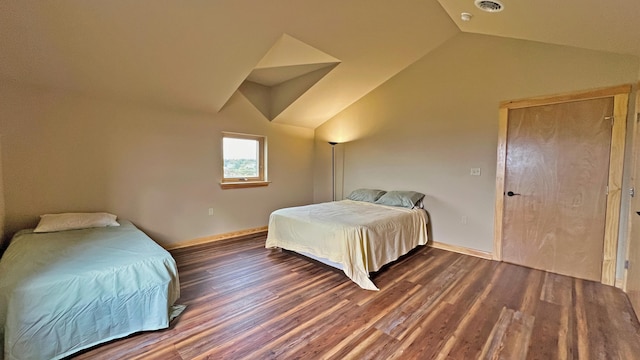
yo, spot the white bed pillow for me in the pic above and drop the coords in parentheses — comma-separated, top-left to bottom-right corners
(34, 212, 120, 233)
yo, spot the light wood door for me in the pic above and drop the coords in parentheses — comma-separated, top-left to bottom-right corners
(626, 90, 640, 312)
(502, 97, 614, 281)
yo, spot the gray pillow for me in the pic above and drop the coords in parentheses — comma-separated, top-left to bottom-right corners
(346, 188, 387, 203)
(375, 190, 425, 208)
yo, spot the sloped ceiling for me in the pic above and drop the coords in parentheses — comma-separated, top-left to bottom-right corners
(1, 1, 638, 129)
(0, 0, 458, 128)
(437, 0, 640, 58)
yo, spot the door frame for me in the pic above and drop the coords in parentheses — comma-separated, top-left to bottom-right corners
(493, 84, 631, 286)
(621, 84, 640, 291)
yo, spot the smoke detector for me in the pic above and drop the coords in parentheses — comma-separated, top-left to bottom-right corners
(474, 0, 504, 13)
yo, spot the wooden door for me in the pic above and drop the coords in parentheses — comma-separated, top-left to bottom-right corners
(493, 85, 631, 285)
(501, 98, 613, 281)
(626, 89, 640, 312)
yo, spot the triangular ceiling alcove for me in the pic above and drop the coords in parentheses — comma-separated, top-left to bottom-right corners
(236, 34, 341, 121)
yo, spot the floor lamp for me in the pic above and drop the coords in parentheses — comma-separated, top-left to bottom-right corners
(329, 142, 338, 201)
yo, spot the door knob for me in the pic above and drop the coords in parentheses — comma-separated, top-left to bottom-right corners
(506, 191, 521, 197)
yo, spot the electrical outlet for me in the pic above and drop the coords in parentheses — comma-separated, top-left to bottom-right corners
(208, 208, 214, 216)
(470, 168, 481, 176)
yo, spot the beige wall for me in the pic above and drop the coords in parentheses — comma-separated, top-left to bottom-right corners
(0, 81, 315, 247)
(314, 33, 640, 263)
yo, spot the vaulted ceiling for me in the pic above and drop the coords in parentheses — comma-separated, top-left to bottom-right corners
(1, 1, 638, 129)
(437, 0, 640, 59)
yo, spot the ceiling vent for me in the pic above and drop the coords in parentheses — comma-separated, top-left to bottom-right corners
(474, 0, 504, 12)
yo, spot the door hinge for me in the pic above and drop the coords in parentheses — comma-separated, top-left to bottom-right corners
(606, 186, 609, 195)
(625, 260, 630, 269)
(605, 115, 615, 126)
(631, 187, 636, 197)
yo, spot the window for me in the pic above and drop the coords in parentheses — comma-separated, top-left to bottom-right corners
(221, 132, 268, 189)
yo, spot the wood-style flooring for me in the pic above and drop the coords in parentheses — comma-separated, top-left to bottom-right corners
(73, 233, 640, 359)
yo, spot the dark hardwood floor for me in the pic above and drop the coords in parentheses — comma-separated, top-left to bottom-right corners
(73, 233, 640, 359)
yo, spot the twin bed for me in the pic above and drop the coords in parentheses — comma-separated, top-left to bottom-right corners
(0, 214, 180, 360)
(266, 189, 429, 290)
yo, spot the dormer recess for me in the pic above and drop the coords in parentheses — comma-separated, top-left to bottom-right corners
(236, 34, 341, 121)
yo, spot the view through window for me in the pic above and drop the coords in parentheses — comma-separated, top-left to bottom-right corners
(222, 133, 266, 183)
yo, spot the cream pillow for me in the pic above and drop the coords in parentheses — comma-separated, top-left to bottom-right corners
(34, 212, 120, 233)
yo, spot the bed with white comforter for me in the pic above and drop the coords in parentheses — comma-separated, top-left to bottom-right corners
(265, 199, 428, 290)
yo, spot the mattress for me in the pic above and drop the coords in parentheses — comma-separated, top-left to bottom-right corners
(0, 220, 180, 360)
(265, 200, 428, 290)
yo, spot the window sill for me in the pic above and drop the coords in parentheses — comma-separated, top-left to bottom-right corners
(220, 181, 270, 189)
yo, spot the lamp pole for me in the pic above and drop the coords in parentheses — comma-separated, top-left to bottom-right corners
(329, 142, 338, 201)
